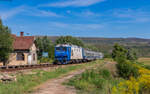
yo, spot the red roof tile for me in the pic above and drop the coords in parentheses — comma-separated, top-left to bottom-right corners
(13, 36, 35, 50)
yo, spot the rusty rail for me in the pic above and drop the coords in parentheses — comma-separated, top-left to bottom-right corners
(0, 63, 57, 72)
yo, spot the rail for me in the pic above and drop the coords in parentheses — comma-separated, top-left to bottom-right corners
(0, 63, 57, 72)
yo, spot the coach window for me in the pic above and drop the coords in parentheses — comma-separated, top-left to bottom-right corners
(16, 53, 24, 61)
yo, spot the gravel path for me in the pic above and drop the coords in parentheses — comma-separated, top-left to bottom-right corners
(31, 69, 85, 94)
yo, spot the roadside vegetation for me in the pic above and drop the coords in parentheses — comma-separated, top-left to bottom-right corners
(0, 60, 103, 94)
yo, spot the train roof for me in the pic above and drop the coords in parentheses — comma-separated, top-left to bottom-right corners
(55, 44, 82, 48)
(56, 44, 103, 55)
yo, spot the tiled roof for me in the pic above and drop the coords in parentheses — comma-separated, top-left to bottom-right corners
(13, 35, 35, 50)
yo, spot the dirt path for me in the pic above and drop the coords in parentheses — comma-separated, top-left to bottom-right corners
(31, 69, 85, 94)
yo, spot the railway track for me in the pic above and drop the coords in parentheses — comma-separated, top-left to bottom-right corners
(0, 62, 90, 72)
(0, 63, 58, 72)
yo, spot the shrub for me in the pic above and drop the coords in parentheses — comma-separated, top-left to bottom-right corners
(99, 69, 111, 79)
(40, 57, 52, 63)
(116, 59, 139, 79)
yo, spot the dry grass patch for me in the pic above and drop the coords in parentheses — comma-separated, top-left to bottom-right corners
(138, 58, 150, 66)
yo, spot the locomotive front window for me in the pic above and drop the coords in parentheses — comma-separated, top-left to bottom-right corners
(62, 47, 67, 51)
(56, 47, 61, 51)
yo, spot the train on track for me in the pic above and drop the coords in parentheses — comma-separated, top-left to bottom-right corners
(54, 44, 103, 64)
(0, 44, 103, 71)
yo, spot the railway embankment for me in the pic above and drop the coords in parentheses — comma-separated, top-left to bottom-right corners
(0, 59, 107, 94)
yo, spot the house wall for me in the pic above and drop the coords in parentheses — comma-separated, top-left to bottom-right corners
(9, 53, 28, 65)
(29, 44, 37, 64)
(0, 43, 37, 66)
(8, 43, 37, 66)
(0, 63, 3, 66)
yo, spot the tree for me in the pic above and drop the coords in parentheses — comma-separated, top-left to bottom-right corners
(35, 36, 54, 60)
(112, 43, 128, 61)
(48, 44, 55, 60)
(35, 37, 43, 59)
(55, 36, 84, 47)
(42, 36, 51, 52)
(112, 43, 138, 62)
(126, 47, 138, 61)
(85, 44, 99, 51)
(0, 19, 13, 66)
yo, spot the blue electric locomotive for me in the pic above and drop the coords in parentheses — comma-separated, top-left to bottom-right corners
(54, 45, 71, 64)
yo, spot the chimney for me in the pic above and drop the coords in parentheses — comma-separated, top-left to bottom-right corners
(20, 32, 24, 37)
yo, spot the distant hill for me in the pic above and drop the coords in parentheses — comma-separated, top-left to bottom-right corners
(36, 36, 150, 57)
(80, 37, 150, 57)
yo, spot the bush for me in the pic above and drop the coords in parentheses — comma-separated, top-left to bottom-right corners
(100, 69, 111, 79)
(116, 60, 139, 79)
(40, 57, 52, 63)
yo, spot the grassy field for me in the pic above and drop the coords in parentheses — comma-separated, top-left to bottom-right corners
(138, 58, 150, 65)
(0, 60, 106, 94)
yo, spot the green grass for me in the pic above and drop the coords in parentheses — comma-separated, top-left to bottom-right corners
(0, 60, 103, 94)
(65, 62, 122, 94)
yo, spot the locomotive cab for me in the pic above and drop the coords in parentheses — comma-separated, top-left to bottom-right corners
(54, 45, 71, 64)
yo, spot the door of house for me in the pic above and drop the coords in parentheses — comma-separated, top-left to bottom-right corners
(28, 55, 32, 65)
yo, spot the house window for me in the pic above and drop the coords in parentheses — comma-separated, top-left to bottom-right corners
(16, 53, 24, 61)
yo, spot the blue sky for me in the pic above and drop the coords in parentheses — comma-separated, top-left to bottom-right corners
(0, 0, 150, 38)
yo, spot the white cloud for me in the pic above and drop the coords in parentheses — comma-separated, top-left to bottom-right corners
(40, 0, 106, 7)
(0, 5, 61, 20)
(112, 9, 150, 23)
(66, 10, 71, 14)
(24, 7, 61, 17)
(48, 22, 103, 31)
(75, 10, 101, 17)
(0, 6, 25, 20)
